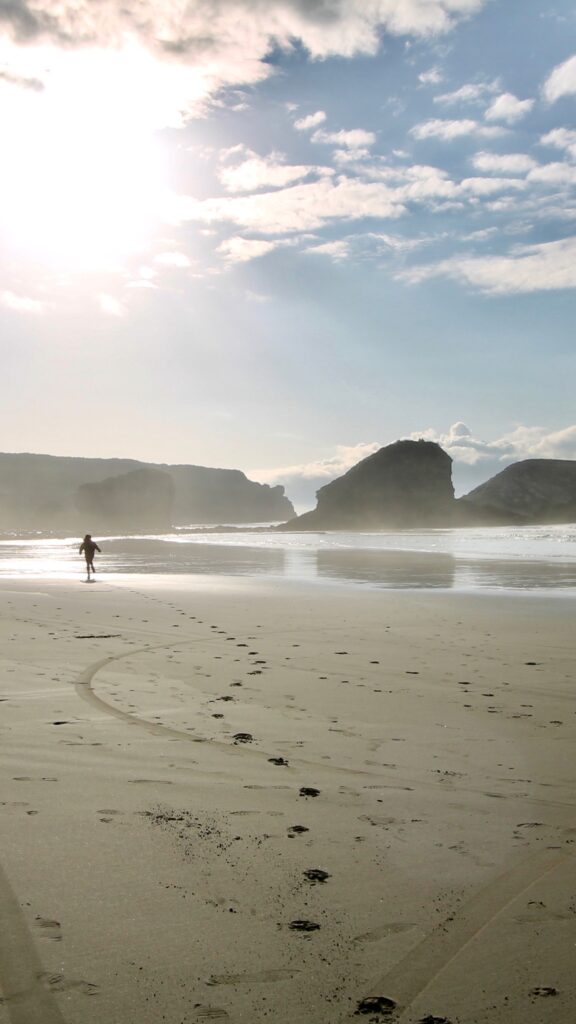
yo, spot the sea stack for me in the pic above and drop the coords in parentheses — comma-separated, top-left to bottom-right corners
(281, 439, 455, 530)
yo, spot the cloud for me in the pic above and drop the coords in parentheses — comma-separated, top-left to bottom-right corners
(0, 68, 44, 91)
(411, 118, 505, 140)
(305, 239, 350, 260)
(401, 235, 576, 294)
(485, 92, 534, 124)
(0, 289, 45, 314)
(217, 150, 331, 192)
(311, 127, 377, 149)
(472, 151, 538, 174)
(253, 441, 382, 502)
(294, 110, 326, 131)
(418, 67, 444, 85)
(0, 2, 489, 125)
(527, 162, 576, 185)
(172, 176, 406, 234)
(413, 422, 576, 470)
(540, 127, 576, 160)
(435, 79, 499, 105)
(458, 176, 526, 196)
(217, 236, 278, 263)
(542, 53, 576, 103)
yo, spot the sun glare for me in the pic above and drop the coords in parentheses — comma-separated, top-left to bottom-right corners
(0, 41, 199, 271)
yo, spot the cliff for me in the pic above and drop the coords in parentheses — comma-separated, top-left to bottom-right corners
(459, 459, 576, 525)
(281, 440, 455, 530)
(76, 469, 175, 532)
(0, 452, 294, 531)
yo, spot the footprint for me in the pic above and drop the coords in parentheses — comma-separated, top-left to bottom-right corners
(35, 917, 62, 942)
(207, 969, 297, 985)
(353, 922, 416, 943)
(193, 1007, 230, 1021)
(303, 869, 330, 884)
(356, 996, 397, 1016)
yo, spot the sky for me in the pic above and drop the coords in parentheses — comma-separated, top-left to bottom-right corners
(1, 0, 575, 509)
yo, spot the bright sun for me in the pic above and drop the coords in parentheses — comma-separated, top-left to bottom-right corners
(0, 41, 196, 271)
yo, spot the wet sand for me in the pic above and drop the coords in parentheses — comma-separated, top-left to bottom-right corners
(0, 572, 575, 1023)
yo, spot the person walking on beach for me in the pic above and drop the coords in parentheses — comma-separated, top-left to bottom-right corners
(79, 534, 101, 577)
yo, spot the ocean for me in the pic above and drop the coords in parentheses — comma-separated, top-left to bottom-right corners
(1, 524, 575, 592)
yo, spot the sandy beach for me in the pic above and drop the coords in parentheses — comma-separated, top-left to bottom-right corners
(1, 569, 575, 1024)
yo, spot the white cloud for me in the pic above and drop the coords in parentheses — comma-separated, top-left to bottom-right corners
(254, 441, 381, 487)
(294, 110, 326, 131)
(0, 289, 45, 314)
(218, 151, 330, 192)
(0, 1, 490, 128)
(472, 151, 538, 174)
(333, 147, 373, 165)
(527, 162, 576, 185)
(411, 118, 505, 140)
(311, 127, 377, 149)
(458, 176, 527, 197)
(305, 240, 350, 260)
(435, 79, 499, 105)
(172, 176, 406, 234)
(540, 127, 576, 160)
(401, 235, 576, 294)
(485, 92, 534, 124)
(217, 236, 278, 264)
(542, 53, 576, 103)
(414, 422, 576, 468)
(419, 67, 444, 85)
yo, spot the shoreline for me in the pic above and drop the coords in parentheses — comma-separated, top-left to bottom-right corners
(0, 575, 575, 1022)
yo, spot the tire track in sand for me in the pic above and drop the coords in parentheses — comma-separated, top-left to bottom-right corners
(73, 644, 376, 781)
(339, 847, 570, 1022)
(0, 861, 68, 1024)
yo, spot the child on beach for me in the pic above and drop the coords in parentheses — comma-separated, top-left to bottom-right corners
(79, 535, 101, 577)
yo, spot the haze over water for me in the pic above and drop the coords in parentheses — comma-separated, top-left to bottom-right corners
(1, 525, 575, 592)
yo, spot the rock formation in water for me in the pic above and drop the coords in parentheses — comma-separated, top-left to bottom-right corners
(459, 459, 576, 524)
(281, 439, 455, 530)
(0, 452, 294, 531)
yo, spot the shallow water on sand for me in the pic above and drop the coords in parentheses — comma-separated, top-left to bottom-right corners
(0, 525, 575, 592)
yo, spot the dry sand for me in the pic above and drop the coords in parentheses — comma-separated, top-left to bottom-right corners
(0, 570, 575, 1024)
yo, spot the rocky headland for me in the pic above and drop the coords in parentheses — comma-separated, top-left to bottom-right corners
(0, 452, 294, 532)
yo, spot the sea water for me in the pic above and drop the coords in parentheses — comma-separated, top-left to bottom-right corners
(0, 524, 575, 591)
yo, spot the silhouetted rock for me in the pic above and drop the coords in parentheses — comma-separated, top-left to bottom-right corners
(281, 440, 455, 530)
(0, 452, 294, 531)
(459, 459, 576, 525)
(76, 468, 174, 531)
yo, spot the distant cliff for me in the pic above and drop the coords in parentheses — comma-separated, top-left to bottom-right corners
(459, 459, 576, 525)
(281, 440, 455, 530)
(0, 453, 294, 531)
(76, 468, 175, 532)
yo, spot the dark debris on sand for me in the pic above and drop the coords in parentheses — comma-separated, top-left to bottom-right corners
(288, 919, 320, 932)
(355, 995, 397, 1016)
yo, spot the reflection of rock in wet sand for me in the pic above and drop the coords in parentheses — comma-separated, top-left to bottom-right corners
(316, 549, 456, 589)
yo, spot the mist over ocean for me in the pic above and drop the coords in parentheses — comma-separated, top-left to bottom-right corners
(1, 525, 575, 591)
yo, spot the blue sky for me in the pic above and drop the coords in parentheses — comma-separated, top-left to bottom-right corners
(1, 0, 575, 507)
